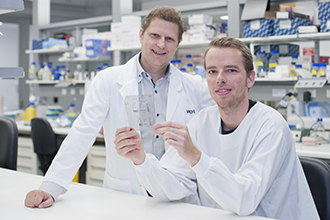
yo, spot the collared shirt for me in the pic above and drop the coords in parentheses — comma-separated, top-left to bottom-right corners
(136, 53, 171, 159)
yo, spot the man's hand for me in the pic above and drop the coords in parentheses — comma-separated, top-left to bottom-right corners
(25, 190, 54, 208)
(153, 122, 201, 167)
(114, 126, 146, 165)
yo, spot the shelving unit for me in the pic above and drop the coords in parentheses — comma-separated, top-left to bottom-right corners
(25, 48, 74, 54)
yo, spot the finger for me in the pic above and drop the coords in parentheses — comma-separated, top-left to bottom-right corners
(33, 192, 45, 208)
(39, 196, 54, 208)
(114, 126, 131, 136)
(115, 137, 141, 151)
(153, 121, 184, 129)
(117, 145, 138, 156)
(114, 129, 138, 145)
(24, 192, 35, 207)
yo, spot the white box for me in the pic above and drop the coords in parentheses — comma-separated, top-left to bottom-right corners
(188, 14, 213, 25)
(121, 15, 141, 23)
(111, 22, 122, 33)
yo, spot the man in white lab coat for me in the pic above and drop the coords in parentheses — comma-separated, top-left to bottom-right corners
(24, 6, 213, 208)
(115, 37, 320, 220)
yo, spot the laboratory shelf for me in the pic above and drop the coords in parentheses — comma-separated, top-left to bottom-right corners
(254, 77, 298, 82)
(58, 56, 111, 62)
(25, 48, 74, 54)
(25, 80, 89, 84)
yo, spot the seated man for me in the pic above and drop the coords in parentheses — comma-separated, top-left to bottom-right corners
(114, 37, 320, 220)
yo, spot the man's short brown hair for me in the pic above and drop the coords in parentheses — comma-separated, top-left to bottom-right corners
(204, 37, 254, 76)
(141, 6, 184, 43)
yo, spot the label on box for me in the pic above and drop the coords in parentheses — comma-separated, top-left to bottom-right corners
(279, 20, 291, 29)
(250, 20, 261, 30)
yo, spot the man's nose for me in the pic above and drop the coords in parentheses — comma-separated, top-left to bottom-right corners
(157, 38, 165, 49)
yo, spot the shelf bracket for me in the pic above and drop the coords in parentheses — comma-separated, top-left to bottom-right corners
(294, 78, 327, 88)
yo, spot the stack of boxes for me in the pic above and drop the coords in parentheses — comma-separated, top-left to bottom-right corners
(319, 2, 330, 33)
(243, 3, 312, 38)
(111, 15, 141, 48)
(187, 14, 213, 42)
(83, 31, 112, 58)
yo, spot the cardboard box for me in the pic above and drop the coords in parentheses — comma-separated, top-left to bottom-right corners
(270, 3, 296, 12)
(318, 2, 330, 20)
(274, 18, 312, 36)
(243, 19, 274, 38)
(320, 19, 330, 33)
(85, 39, 111, 58)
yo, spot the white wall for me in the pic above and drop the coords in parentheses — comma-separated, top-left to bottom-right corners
(0, 23, 19, 111)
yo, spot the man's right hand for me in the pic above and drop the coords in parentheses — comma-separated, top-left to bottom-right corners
(114, 126, 146, 165)
(25, 190, 54, 208)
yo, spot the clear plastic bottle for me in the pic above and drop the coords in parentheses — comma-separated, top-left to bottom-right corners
(28, 62, 37, 80)
(311, 63, 319, 77)
(319, 63, 327, 77)
(102, 63, 109, 70)
(289, 55, 298, 77)
(311, 118, 326, 143)
(38, 65, 44, 80)
(255, 51, 266, 78)
(74, 64, 83, 80)
(268, 50, 279, 74)
(179, 67, 187, 73)
(175, 60, 182, 69)
(186, 63, 194, 75)
(184, 54, 194, 70)
(42, 65, 51, 81)
(66, 103, 77, 127)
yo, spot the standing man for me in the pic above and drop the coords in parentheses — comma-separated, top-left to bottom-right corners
(115, 37, 319, 220)
(25, 6, 213, 208)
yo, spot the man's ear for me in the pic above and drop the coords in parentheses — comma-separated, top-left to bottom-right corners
(247, 70, 255, 89)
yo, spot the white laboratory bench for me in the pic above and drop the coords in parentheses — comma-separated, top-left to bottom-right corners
(0, 168, 274, 220)
(295, 142, 330, 162)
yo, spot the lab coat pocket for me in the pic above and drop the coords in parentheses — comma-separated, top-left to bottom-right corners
(103, 172, 131, 193)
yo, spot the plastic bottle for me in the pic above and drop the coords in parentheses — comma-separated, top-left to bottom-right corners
(175, 60, 182, 69)
(74, 64, 83, 80)
(184, 54, 194, 70)
(311, 63, 319, 77)
(102, 63, 109, 70)
(28, 62, 37, 80)
(66, 103, 77, 126)
(319, 63, 327, 77)
(268, 50, 279, 74)
(96, 66, 102, 75)
(289, 55, 298, 77)
(37, 65, 44, 80)
(186, 63, 194, 75)
(42, 65, 51, 81)
(311, 118, 326, 143)
(179, 67, 187, 73)
(255, 51, 266, 78)
(25, 102, 36, 122)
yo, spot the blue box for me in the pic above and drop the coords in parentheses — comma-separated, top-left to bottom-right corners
(318, 2, 330, 20)
(243, 19, 275, 38)
(85, 39, 111, 58)
(320, 19, 330, 33)
(274, 18, 312, 36)
(32, 39, 47, 50)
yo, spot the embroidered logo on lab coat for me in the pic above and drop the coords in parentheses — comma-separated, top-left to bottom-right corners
(186, 109, 196, 114)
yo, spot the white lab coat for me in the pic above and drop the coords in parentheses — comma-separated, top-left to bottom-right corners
(135, 103, 320, 220)
(43, 53, 214, 197)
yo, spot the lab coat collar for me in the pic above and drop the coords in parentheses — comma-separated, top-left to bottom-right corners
(117, 54, 140, 99)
